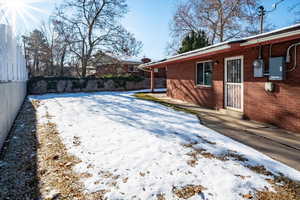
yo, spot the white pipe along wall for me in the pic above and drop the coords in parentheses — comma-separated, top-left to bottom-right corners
(0, 24, 28, 150)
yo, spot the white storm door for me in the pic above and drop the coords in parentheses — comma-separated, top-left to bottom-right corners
(224, 56, 244, 112)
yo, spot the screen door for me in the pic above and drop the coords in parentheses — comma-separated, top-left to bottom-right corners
(225, 56, 244, 111)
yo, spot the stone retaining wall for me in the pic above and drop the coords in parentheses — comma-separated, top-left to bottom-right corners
(28, 77, 166, 95)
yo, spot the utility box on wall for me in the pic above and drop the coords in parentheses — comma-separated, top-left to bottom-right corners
(269, 57, 286, 81)
(253, 59, 264, 77)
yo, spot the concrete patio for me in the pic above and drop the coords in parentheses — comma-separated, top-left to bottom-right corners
(146, 92, 300, 171)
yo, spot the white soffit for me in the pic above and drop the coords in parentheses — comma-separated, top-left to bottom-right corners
(241, 29, 300, 46)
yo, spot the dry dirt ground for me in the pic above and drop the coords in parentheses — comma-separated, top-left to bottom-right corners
(0, 100, 104, 200)
(0, 98, 300, 200)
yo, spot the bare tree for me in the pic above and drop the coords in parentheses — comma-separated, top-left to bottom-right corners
(55, 0, 142, 77)
(51, 19, 70, 76)
(169, 0, 261, 52)
(39, 19, 71, 76)
(22, 19, 70, 77)
(23, 29, 50, 77)
(40, 21, 56, 75)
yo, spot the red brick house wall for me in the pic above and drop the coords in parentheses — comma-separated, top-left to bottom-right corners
(167, 61, 216, 108)
(96, 64, 124, 75)
(96, 64, 145, 77)
(166, 39, 300, 133)
(95, 63, 167, 78)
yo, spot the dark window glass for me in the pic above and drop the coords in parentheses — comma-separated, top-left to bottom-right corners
(196, 62, 212, 86)
(196, 63, 204, 85)
(204, 62, 212, 86)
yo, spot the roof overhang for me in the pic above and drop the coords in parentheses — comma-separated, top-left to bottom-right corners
(139, 43, 231, 69)
(139, 24, 300, 69)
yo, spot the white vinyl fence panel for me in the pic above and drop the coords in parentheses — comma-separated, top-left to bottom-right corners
(0, 24, 27, 82)
(0, 24, 28, 150)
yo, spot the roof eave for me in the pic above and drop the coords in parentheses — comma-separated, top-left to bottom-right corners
(139, 24, 300, 69)
(139, 44, 231, 69)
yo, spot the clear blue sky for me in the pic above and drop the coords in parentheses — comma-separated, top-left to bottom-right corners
(10, 0, 300, 59)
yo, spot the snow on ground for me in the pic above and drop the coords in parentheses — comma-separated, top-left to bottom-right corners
(30, 90, 300, 200)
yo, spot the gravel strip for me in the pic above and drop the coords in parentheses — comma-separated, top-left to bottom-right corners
(0, 100, 39, 200)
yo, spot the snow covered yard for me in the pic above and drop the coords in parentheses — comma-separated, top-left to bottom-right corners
(30, 90, 300, 200)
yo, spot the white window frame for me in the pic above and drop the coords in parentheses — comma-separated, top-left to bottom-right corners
(195, 60, 213, 87)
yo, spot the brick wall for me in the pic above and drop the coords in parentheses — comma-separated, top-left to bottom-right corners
(96, 64, 145, 77)
(167, 61, 216, 108)
(166, 39, 300, 133)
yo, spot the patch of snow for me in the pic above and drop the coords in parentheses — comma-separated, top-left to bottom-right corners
(134, 88, 167, 93)
(0, 161, 7, 167)
(30, 91, 300, 200)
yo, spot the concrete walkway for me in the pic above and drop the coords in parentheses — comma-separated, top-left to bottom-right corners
(147, 92, 300, 171)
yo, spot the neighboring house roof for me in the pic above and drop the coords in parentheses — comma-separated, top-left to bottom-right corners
(118, 55, 143, 64)
(140, 23, 300, 69)
(93, 53, 142, 66)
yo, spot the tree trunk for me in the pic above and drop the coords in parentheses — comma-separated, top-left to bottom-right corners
(81, 58, 87, 77)
(60, 46, 67, 76)
(220, 28, 224, 42)
(219, 18, 224, 42)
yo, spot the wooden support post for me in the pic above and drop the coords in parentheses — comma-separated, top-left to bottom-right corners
(150, 68, 155, 93)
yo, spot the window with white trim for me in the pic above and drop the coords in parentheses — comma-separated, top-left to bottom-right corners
(196, 61, 213, 86)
